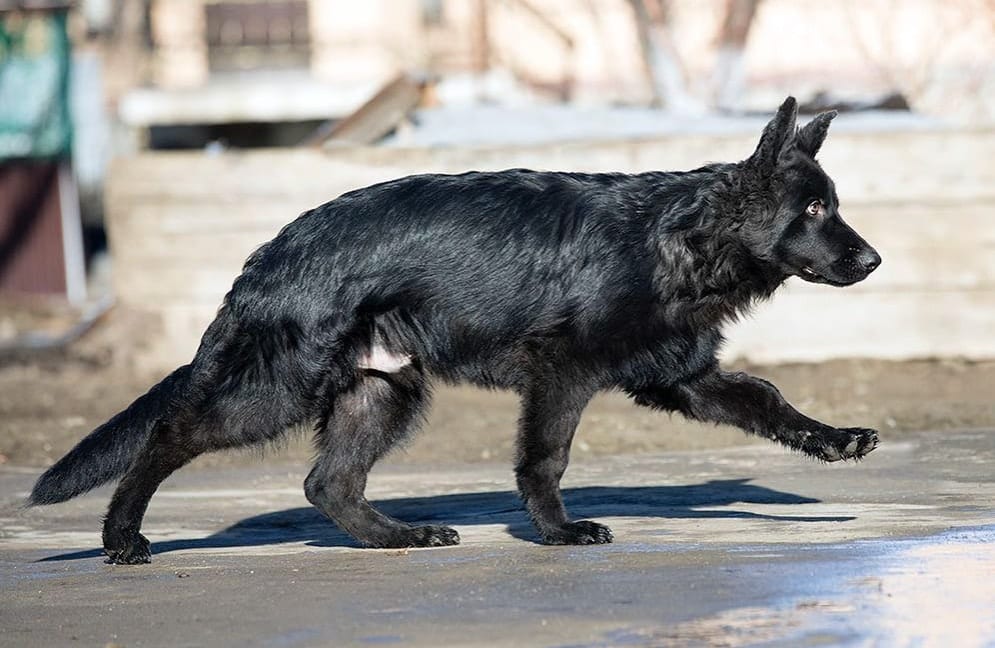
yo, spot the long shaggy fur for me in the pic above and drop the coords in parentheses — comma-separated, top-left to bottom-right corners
(30, 97, 882, 563)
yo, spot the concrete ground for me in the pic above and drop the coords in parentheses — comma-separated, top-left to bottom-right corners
(1, 429, 994, 647)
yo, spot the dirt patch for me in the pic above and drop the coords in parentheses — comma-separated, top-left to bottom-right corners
(1, 309, 992, 468)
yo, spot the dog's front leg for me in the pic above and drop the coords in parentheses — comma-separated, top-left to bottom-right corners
(631, 370, 877, 461)
(515, 382, 612, 544)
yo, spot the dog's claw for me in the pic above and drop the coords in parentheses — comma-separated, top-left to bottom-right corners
(802, 427, 878, 462)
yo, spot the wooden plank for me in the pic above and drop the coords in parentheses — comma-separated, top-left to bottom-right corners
(304, 73, 428, 146)
(112, 221, 995, 306)
(107, 128, 995, 204)
(110, 241, 995, 299)
(108, 201, 995, 299)
(133, 287, 995, 372)
(108, 199, 994, 248)
(723, 289, 995, 362)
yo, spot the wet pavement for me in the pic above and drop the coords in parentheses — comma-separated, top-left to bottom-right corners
(1, 429, 994, 647)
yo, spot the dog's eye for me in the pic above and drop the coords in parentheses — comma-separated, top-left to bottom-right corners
(805, 200, 823, 216)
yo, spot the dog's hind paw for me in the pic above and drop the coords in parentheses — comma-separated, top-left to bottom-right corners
(803, 427, 878, 462)
(541, 520, 614, 545)
(103, 532, 152, 565)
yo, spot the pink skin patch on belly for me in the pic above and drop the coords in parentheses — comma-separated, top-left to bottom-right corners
(357, 345, 412, 373)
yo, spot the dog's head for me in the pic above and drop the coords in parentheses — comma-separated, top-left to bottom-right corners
(738, 97, 881, 287)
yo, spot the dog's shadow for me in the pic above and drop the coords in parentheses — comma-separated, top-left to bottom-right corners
(40, 479, 853, 562)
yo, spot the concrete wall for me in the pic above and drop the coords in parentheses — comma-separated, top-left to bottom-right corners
(105, 128, 995, 370)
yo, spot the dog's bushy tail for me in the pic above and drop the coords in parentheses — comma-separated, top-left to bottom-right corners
(28, 365, 192, 506)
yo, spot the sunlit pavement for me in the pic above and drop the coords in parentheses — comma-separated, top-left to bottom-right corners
(2, 429, 993, 647)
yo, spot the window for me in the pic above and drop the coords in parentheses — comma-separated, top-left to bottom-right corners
(204, 0, 310, 72)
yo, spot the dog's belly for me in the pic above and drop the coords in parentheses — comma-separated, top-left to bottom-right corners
(356, 305, 719, 391)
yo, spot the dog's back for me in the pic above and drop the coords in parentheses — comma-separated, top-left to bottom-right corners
(211, 170, 672, 384)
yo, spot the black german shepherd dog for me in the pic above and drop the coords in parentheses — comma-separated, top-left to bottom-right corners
(31, 97, 881, 563)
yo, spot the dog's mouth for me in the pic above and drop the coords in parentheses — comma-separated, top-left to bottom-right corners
(798, 266, 856, 287)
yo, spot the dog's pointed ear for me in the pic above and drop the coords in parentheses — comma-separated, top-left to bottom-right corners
(795, 110, 837, 158)
(747, 96, 798, 173)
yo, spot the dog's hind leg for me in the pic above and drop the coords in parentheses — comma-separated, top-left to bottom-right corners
(102, 385, 313, 564)
(515, 382, 611, 545)
(630, 369, 878, 462)
(101, 345, 315, 564)
(101, 419, 204, 564)
(305, 364, 459, 548)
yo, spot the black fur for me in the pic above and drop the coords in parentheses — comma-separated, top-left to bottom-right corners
(30, 97, 881, 563)
(29, 365, 191, 505)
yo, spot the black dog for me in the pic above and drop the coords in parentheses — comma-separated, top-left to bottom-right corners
(30, 97, 881, 563)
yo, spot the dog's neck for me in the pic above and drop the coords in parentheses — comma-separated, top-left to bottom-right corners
(640, 169, 785, 328)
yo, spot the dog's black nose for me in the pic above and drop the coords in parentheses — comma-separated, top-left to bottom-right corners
(857, 248, 881, 273)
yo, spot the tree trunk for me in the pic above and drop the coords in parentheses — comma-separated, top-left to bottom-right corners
(713, 0, 762, 111)
(628, 0, 700, 113)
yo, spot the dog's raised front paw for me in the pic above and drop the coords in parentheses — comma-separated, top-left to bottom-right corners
(802, 427, 878, 462)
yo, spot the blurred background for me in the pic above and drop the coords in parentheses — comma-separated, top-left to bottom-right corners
(1, 0, 993, 468)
